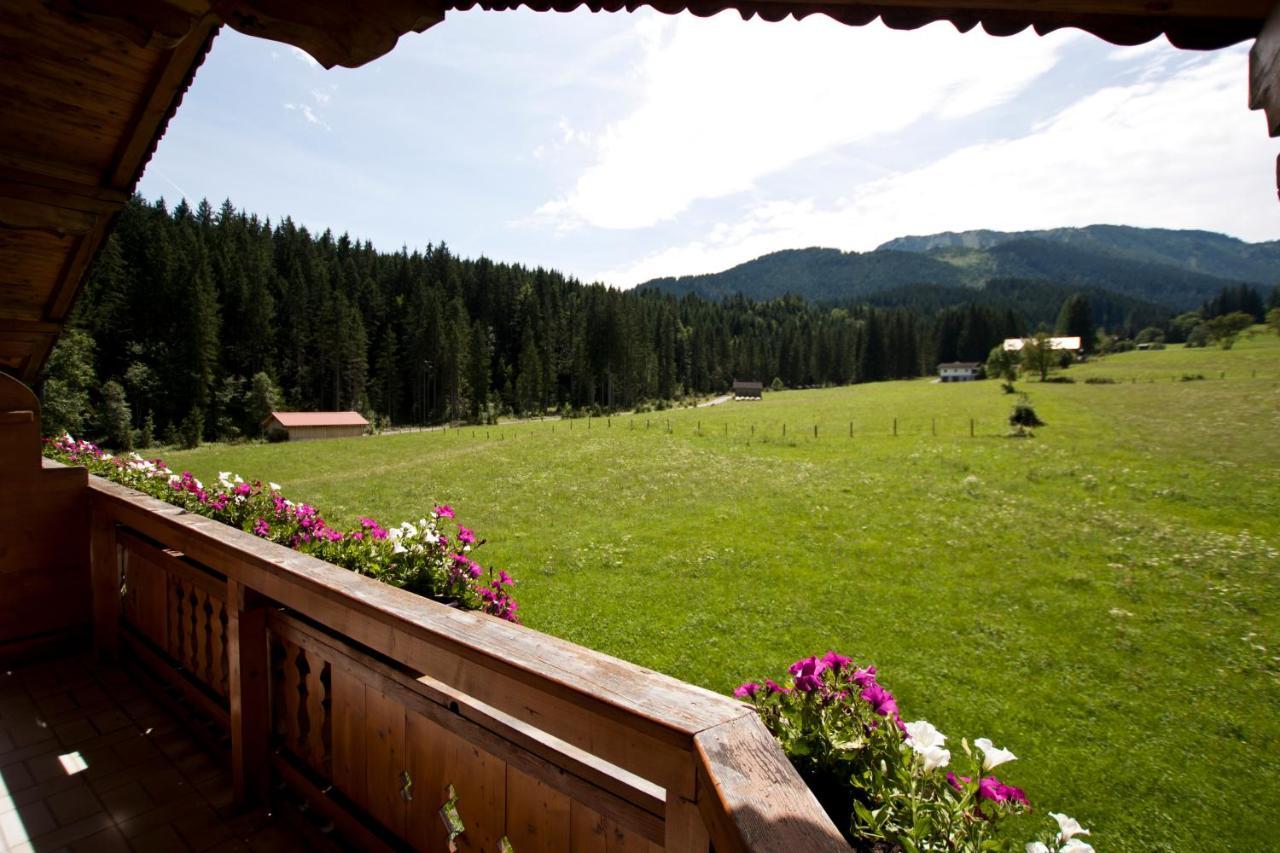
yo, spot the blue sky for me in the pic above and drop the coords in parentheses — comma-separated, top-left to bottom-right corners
(138, 10, 1280, 287)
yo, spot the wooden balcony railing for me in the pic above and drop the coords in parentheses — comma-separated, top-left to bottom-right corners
(86, 474, 849, 852)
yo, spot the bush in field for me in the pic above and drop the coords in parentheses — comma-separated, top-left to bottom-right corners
(1205, 312, 1253, 350)
(735, 653, 1092, 852)
(44, 434, 520, 622)
(771, 377, 785, 392)
(1135, 326, 1165, 345)
(1010, 401, 1045, 428)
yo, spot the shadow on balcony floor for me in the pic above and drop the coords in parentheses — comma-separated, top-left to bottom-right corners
(0, 655, 311, 852)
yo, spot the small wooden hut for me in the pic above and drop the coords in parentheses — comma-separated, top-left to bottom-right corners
(263, 411, 369, 441)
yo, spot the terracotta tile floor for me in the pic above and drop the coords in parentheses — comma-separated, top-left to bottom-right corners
(0, 655, 312, 852)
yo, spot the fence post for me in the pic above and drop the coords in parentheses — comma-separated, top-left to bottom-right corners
(782, 423, 786, 437)
(970, 418, 974, 437)
(932, 418, 936, 436)
(814, 424, 818, 438)
(849, 421, 852, 437)
(893, 418, 897, 436)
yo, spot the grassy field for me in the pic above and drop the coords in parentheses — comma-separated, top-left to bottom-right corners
(166, 334, 1280, 852)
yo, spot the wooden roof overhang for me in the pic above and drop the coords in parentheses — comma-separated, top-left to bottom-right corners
(1, 0, 1277, 388)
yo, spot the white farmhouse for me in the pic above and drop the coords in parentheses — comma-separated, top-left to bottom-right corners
(937, 362, 982, 382)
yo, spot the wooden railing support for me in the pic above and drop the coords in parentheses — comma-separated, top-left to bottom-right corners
(665, 789, 711, 852)
(227, 578, 271, 804)
(89, 513, 120, 660)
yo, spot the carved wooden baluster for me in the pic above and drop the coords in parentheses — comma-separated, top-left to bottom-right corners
(201, 592, 216, 688)
(188, 586, 206, 676)
(302, 657, 330, 774)
(168, 576, 186, 663)
(275, 636, 304, 756)
(214, 597, 229, 697)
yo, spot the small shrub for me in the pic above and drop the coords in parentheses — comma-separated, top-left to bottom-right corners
(1042, 376, 1075, 384)
(1010, 404, 1045, 428)
(1084, 377, 1116, 385)
(1180, 373, 1206, 382)
(770, 377, 785, 392)
(1000, 381, 1017, 395)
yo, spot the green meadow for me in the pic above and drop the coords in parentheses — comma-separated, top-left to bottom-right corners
(166, 334, 1280, 852)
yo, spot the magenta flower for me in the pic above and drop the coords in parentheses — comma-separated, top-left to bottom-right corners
(252, 518, 270, 537)
(947, 772, 970, 792)
(733, 682, 761, 699)
(497, 570, 514, 587)
(457, 526, 476, 545)
(789, 656, 827, 692)
(468, 564, 482, 578)
(977, 776, 1028, 805)
(821, 651, 852, 672)
(851, 665, 878, 688)
(860, 683, 898, 716)
(436, 504, 455, 519)
(764, 679, 791, 695)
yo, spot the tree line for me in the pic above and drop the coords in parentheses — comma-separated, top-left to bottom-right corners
(46, 196, 1209, 448)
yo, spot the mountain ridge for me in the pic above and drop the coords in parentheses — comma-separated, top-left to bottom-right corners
(635, 226, 1279, 310)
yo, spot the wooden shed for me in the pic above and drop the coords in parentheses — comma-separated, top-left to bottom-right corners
(263, 410, 369, 441)
(732, 380, 764, 400)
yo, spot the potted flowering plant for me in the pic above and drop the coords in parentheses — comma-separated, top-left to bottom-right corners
(45, 435, 519, 622)
(735, 653, 1093, 852)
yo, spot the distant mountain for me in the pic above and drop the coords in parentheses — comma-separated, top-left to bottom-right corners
(635, 247, 967, 304)
(879, 225, 1280, 286)
(635, 226, 1278, 311)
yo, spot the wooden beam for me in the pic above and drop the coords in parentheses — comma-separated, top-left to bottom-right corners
(214, 0, 445, 69)
(106, 14, 219, 189)
(227, 577, 272, 804)
(1249, 1, 1280, 200)
(42, 0, 211, 51)
(694, 714, 849, 853)
(89, 511, 121, 660)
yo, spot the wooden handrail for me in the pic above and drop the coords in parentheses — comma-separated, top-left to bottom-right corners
(87, 473, 847, 851)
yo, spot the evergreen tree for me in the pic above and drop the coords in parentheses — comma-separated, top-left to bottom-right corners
(40, 329, 97, 437)
(97, 380, 133, 449)
(1055, 294, 1095, 354)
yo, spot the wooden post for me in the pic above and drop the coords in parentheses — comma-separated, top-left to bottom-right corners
(665, 790, 710, 853)
(893, 418, 897, 436)
(782, 423, 786, 437)
(932, 418, 936, 436)
(227, 578, 271, 805)
(89, 512, 120, 660)
(849, 421, 852, 437)
(813, 424, 817, 438)
(970, 418, 975, 437)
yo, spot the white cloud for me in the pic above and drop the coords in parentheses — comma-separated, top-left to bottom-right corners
(595, 48, 1279, 287)
(283, 102, 330, 130)
(536, 16, 1077, 230)
(311, 87, 332, 105)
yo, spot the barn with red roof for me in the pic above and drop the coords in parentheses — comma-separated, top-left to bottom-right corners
(263, 411, 369, 442)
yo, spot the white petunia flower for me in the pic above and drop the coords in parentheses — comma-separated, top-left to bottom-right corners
(392, 542, 407, 554)
(1026, 843, 1050, 853)
(1059, 841, 1094, 853)
(269, 482, 281, 492)
(918, 745, 950, 771)
(904, 720, 946, 751)
(1050, 814, 1091, 844)
(974, 737, 1016, 771)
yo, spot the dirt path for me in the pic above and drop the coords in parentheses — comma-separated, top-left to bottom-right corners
(697, 394, 733, 408)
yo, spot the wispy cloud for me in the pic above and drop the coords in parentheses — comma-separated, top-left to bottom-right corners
(283, 102, 331, 130)
(593, 48, 1277, 287)
(536, 18, 1077, 231)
